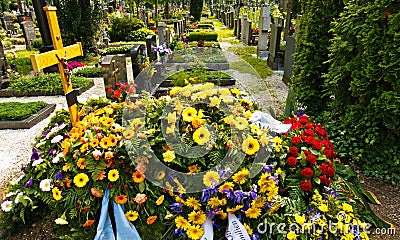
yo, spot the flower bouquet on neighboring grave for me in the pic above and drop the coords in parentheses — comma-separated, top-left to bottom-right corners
(0, 83, 391, 240)
(106, 81, 137, 102)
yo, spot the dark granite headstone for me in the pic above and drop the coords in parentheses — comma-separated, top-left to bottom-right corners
(130, 44, 146, 79)
(1, 15, 15, 34)
(283, 36, 296, 83)
(21, 21, 37, 49)
(101, 54, 127, 93)
(146, 34, 157, 61)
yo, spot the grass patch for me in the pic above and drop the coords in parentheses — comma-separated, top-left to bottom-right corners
(230, 61, 259, 76)
(8, 73, 93, 94)
(6, 50, 40, 75)
(0, 101, 47, 121)
(230, 46, 273, 78)
(74, 67, 103, 78)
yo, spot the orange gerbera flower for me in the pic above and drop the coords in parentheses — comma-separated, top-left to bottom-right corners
(132, 171, 145, 183)
(115, 194, 128, 204)
(65, 177, 71, 188)
(83, 220, 95, 227)
(147, 216, 157, 225)
(96, 170, 106, 180)
(77, 158, 87, 169)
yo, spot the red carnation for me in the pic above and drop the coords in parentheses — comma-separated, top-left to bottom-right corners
(316, 125, 328, 137)
(319, 163, 329, 173)
(290, 122, 303, 131)
(292, 136, 301, 145)
(322, 139, 334, 149)
(287, 157, 297, 167)
(304, 129, 314, 137)
(320, 175, 331, 185)
(305, 122, 314, 129)
(312, 141, 323, 151)
(324, 149, 336, 159)
(306, 154, 317, 165)
(299, 116, 309, 125)
(326, 167, 335, 177)
(301, 168, 314, 178)
(305, 136, 316, 145)
(300, 181, 312, 192)
(289, 146, 299, 157)
(107, 88, 113, 94)
(113, 90, 121, 99)
(126, 88, 134, 94)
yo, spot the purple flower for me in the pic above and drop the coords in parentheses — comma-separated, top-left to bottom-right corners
(201, 189, 211, 202)
(218, 167, 232, 179)
(31, 151, 41, 160)
(251, 233, 260, 240)
(262, 164, 274, 173)
(56, 171, 63, 180)
(233, 190, 247, 203)
(48, 149, 57, 156)
(21, 166, 27, 173)
(170, 203, 183, 213)
(24, 178, 33, 188)
(173, 228, 185, 236)
(42, 129, 51, 138)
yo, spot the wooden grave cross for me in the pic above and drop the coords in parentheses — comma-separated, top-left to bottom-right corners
(30, 6, 84, 126)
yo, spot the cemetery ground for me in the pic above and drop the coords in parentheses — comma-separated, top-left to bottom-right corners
(0, 42, 399, 239)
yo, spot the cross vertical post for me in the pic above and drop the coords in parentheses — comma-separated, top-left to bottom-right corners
(30, 6, 84, 126)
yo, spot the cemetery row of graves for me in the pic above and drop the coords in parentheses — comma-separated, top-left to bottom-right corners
(0, 0, 399, 239)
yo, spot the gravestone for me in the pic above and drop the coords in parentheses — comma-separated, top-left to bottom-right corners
(1, 15, 15, 35)
(283, 35, 296, 83)
(241, 15, 250, 44)
(236, 17, 241, 40)
(21, 21, 37, 50)
(257, 7, 271, 58)
(130, 44, 146, 79)
(101, 54, 128, 93)
(0, 42, 7, 79)
(157, 22, 166, 45)
(229, 11, 234, 29)
(146, 34, 157, 61)
(166, 28, 171, 43)
(174, 21, 180, 37)
(267, 19, 284, 70)
(234, 19, 238, 36)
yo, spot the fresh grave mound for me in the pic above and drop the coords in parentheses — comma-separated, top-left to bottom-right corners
(0, 101, 47, 121)
(0, 83, 389, 239)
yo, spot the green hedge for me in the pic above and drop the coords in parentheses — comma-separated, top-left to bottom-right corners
(188, 31, 218, 41)
(8, 73, 93, 94)
(74, 67, 103, 78)
(6, 50, 40, 75)
(0, 101, 47, 121)
(108, 16, 145, 42)
(127, 28, 155, 41)
(99, 42, 145, 55)
(321, 0, 400, 180)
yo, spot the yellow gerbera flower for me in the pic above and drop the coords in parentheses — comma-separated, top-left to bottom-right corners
(89, 138, 99, 148)
(234, 117, 249, 130)
(186, 197, 201, 210)
(100, 137, 110, 149)
(208, 197, 222, 208)
(209, 96, 221, 108)
(286, 231, 298, 240)
(273, 136, 283, 152)
(244, 223, 253, 235)
(203, 171, 220, 187)
(188, 210, 206, 225)
(227, 205, 243, 213)
(107, 134, 118, 147)
(245, 207, 261, 218)
(163, 150, 176, 162)
(242, 137, 260, 155)
(219, 181, 234, 192)
(52, 187, 62, 201)
(187, 224, 204, 240)
(108, 169, 119, 182)
(232, 169, 249, 184)
(193, 127, 211, 145)
(73, 173, 89, 188)
(175, 216, 190, 230)
(182, 107, 197, 122)
(80, 143, 88, 153)
(125, 210, 139, 222)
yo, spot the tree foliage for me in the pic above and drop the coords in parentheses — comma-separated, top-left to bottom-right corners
(190, 0, 203, 21)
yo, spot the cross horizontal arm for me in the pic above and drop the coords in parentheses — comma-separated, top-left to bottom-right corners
(30, 42, 83, 72)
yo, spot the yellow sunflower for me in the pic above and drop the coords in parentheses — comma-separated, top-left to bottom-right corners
(219, 181, 234, 192)
(241, 137, 260, 155)
(186, 197, 201, 210)
(245, 207, 261, 218)
(108, 169, 119, 182)
(234, 117, 249, 130)
(89, 138, 99, 148)
(182, 107, 197, 122)
(80, 143, 88, 153)
(107, 134, 118, 147)
(193, 127, 210, 145)
(163, 150, 176, 162)
(125, 210, 139, 222)
(52, 187, 62, 201)
(227, 205, 243, 213)
(188, 210, 206, 225)
(100, 137, 110, 149)
(187, 224, 204, 240)
(232, 168, 249, 184)
(123, 129, 134, 139)
(244, 223, 253, 235)
(73, 173, 89, 188)
(203, 171, 220, 187)
(77, 158, 87, 169)
(175, 216, 190, 230)
(208, 197, 222, 208)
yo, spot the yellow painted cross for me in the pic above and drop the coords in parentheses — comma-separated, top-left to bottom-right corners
(30, 6, 84, 125)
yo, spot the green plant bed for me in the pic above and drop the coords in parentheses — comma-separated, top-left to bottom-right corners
(0, 102, 56, 129)
(6, 49, 40, 75)
(0, 73, 94, 97)
(74, 67, 103, 78)
(99, 42, 146, 55)
(166, 68, 234, 87)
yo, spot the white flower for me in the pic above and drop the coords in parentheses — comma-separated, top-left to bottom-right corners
(14, 192, 24, 204)
(32, 158, 43, 167)
(39, 179, 52, 192)
(51, 135, 64, 144)
(52, 153, 64, 164)
(55, 217, 69, 225)
(1, 200, 12, 212)
(5, 192, 16, 198)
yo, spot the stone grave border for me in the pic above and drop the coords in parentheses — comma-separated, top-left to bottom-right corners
(0, 103, 56, 129)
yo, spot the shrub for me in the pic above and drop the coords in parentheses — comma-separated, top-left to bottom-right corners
(99, 43, 145, 55)
(74, 67, 103, 78)
(0, 101, 47, 121)
(127, 28, 155, 42)
(33, 38, 42, 49)
(188, 31, 218, 41)
(6, 49, 39, 75)
(108, 15, 145, 42)
(8, 73, 93, 93)
(190, 0, 203, 21)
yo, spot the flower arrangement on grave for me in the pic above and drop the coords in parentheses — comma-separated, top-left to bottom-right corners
(106, 81, 137, 102)
(67, 61, 85, 70)
(0, 83, 389, 239)
(153, 43, 173, 57)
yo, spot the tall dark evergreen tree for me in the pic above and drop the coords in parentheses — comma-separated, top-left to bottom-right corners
(190, 0, 203, 21)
